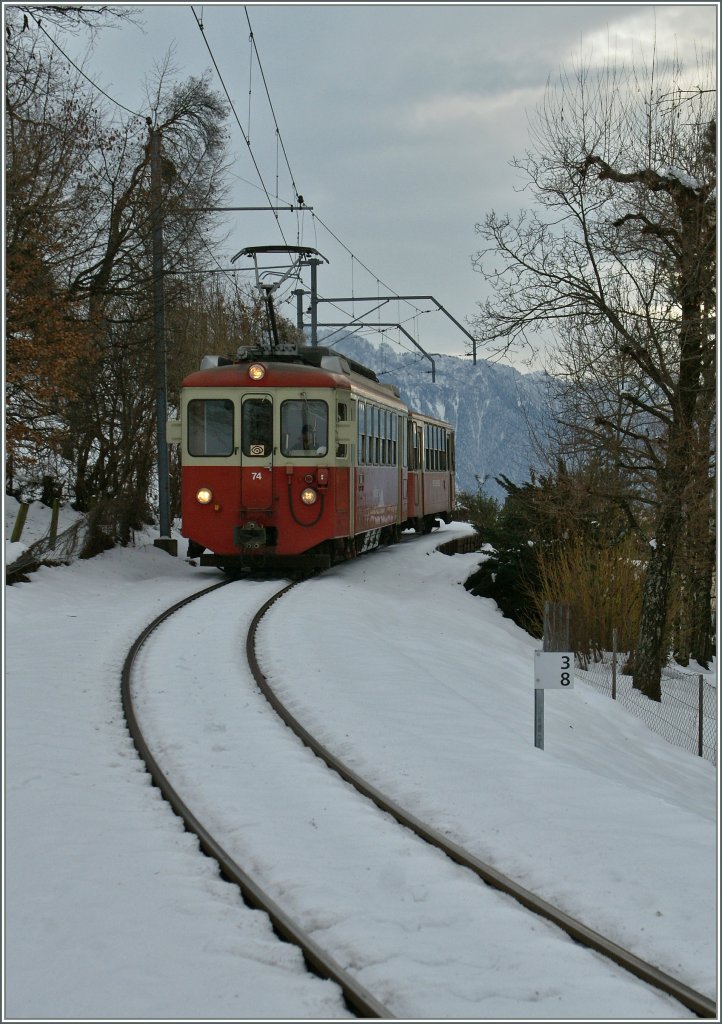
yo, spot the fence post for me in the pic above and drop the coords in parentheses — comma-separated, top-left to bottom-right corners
(49, 499, 60, 550)
(10, 502, 29, 543)
(698, 675, 704, 758)
(611, 628, 618, 700)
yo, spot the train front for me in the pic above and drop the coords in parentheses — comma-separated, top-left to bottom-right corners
(173, 357, 353, 572)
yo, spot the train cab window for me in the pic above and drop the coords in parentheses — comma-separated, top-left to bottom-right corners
(188, 399, 234, 457)
(241, 397, 273, 457)
(281, 399, 328, 456)
(337, 402, 348, 422)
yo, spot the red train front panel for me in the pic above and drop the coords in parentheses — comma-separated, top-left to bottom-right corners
(179, 362, 353, 559)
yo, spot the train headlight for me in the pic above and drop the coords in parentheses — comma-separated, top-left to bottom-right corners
(248, 362, 266, 381)
(300, 487, 318, 505)
(196, 487, 213, 505)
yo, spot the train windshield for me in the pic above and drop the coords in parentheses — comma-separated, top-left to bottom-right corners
(281, 399, 328, 456)
(187, 399, 234, 457)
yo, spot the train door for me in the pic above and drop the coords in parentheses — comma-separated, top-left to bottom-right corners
(240, 394, 274, 509)
(408, 421, 424, 517)
(399, 413, 408, 522)
(335, 397, 354, 526)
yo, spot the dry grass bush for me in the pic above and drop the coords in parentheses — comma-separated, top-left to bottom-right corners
(529, 536, 668, 667)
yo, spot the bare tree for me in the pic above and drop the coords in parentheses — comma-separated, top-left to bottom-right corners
(60, 68, 230, 539)
(5, 21, 105, 483)
(471, 51, 715, 698)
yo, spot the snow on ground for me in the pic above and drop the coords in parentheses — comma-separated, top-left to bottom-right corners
(3, 498, 719, 1020)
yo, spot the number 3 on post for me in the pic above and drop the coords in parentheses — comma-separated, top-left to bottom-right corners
(534, 651, 575, 689)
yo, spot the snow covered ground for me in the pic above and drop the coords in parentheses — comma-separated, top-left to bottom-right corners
(3, 498, 719, 1020)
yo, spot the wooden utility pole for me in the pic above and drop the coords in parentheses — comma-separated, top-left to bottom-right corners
(149, 124, 176, 555)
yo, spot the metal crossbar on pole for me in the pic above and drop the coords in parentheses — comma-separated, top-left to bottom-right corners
(317, 322, 436, 381)
(317, 294, 477, 363)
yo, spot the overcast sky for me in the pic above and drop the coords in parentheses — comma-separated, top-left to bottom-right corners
(51, 3, 717, 367)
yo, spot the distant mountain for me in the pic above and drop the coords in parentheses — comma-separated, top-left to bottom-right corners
(315, 331, 552, 500)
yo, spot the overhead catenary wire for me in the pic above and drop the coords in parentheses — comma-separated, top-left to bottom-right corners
(244, 6, 304, 207)
(193, 9, 456, 366)
(193, 8, 434, 362)
(22, 8, 442, 369)
(26, 12, 146, 121)
(219, 10, 435, 347)
(190, 5, 289, 249)
(309, 210, 429, 320)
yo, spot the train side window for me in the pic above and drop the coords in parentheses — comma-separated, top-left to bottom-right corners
(337, 402, 348, 422)
(241, 397, 273, 457)
(281, 399, 328, 456)
(188, 399, 234, 457)
(358, 402, 366, 464)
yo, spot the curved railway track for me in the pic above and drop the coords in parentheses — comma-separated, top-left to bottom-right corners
(122, 567, 716, 1020)
(121, 579, 391, 1019)
(248, 581, 716, 1019)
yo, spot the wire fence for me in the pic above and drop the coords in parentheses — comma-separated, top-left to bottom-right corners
(575, 650, 717, 765)
(6, 514, 90, 583)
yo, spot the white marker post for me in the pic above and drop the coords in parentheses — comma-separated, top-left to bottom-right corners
(534, 602, 572, 750)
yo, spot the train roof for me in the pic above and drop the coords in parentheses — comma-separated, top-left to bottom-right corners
(181, 347, 404, 405)
(180, 346, 452, 428)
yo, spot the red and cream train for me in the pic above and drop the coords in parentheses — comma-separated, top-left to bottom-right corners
(169, 345, 455, 573)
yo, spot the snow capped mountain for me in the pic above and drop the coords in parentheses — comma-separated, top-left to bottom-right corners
(320, 332, 551, 499)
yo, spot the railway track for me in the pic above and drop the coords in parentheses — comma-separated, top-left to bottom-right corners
(121, 578, 390, 1019)
(122, 566, 716, 1020)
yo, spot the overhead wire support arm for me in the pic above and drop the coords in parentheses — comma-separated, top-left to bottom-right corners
(317, 295, 477, 363)
(318, 322, 436, 382)
(191, 205, 312, 212)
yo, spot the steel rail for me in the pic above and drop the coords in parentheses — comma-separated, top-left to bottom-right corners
(121, 579, 392, 1020)
(248, 582, 717, 1020)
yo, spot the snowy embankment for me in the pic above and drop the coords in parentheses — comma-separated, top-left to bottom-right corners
(3, 498, 718, 1019)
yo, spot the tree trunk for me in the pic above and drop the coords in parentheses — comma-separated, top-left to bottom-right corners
(633, 500, 680, 701)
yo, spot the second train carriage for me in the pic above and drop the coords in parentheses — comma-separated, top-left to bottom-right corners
(169, 346, 455, 572)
